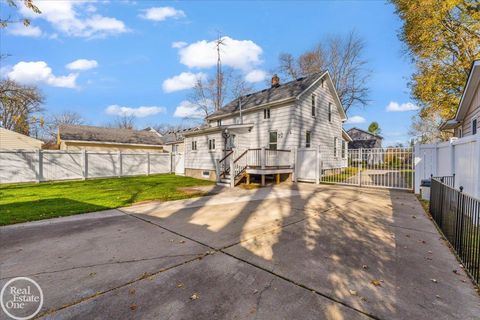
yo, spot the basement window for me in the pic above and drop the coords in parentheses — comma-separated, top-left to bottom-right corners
(202, 171, 210, 177)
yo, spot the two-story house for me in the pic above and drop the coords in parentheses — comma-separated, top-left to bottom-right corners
(440, 60, 479, 137)
(183, 72, 349, 185)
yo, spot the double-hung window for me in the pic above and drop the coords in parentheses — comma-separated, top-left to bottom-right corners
(269, 131, 277, 150)
(191, 140, 197, 151)
(208, 139, 216, 150)
(341, 140, 346, 159)
(328, 103, 332, 123)
(306, 131, 311, 148)
(264, 108, 271, 119)
(333, 137, 338, 157)
(311, 94, 316, 117)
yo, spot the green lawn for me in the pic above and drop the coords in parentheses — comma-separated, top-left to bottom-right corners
(0, 174, 214, 226)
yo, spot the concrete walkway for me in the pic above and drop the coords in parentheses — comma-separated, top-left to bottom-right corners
(1, 184, 478, 320)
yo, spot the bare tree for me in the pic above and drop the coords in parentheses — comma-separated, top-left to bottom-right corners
(44, 111, 84, 140)
(188, 70, 252, 121)
(277, 31, 371, 112)
(0, 79, 44, 135)
(108, 115, 136, 129)
(409, 114, 452, 143)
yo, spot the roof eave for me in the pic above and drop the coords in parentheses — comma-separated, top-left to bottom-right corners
(454, 60, 480, 121)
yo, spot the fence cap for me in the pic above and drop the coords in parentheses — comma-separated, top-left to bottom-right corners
(420, 179, 431, 187)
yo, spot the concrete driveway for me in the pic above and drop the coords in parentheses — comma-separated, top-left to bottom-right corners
(1, 184, 478, 320)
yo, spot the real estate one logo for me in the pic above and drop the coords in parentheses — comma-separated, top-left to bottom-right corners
(1, 277, 43, 320)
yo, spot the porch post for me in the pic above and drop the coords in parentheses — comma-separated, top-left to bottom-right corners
(358, 148, 362, 186)
(261, 147, 266, 169)
(215, 159, 221, 182)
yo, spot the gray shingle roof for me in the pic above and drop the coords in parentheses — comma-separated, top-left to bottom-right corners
(59, 125, 164, 146)
(348, 139, 379, 149)
(161, 127, 203, 144)
(207, 72, 326, 118)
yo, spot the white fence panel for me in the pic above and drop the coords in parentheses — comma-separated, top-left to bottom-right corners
(415, 135, 480, 198)
(122, 153, 148, 176)
(0, 150, 173, 184)
(173, 153, 185, 175)
(150, 153, 171, 174)
(88, 152, 120, 178)
(297, 149, 317, 181)
(453, 138, 478, 196)
(0, 151, 38, 183)
(42, 151, 83, 181)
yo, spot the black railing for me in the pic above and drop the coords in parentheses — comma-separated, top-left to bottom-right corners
(429, 178, 479, 285)
(432, 174, 455, 188)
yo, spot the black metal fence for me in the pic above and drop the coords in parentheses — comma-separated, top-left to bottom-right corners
(432, 174, 455, 188)
(429, 177, 480, 285)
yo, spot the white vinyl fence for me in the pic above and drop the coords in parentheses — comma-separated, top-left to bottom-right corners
(414, 134, 480, 198)
(0, 150, 177, 184)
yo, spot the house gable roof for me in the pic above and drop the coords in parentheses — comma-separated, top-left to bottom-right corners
(346, 127, 383, 140)
(207, 71, 347, 121)
(454, 60, 480, 122)
(59, 124, 165, 146)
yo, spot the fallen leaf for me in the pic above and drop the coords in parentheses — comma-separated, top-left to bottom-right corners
(177, 283, 184, 288)
(253, 289, 259, 294)
(453, 269, 459, 274)
(412, 215, 417, 219)
(371, 280, 382, 287)
(190, 292, 200, 300)
(129, 288, 136, 295)
(349, 289, 358, 296)
(431, 279, 437, 283)
(130, 304, 137, 311)
(362, 265, 368, 270)
(179, 240, 186, 244)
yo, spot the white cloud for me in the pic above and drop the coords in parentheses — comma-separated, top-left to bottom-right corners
(171, 41, 187, 49)
(174, 100, 206, 119)
(8, 61, 78, 88)
(8, 24, 42, 37)
(66, 59, 98, 71)
(139, 7, 185, 21)
(162, 72, 206, 93)
(105, 105, 166, 118)
(19, 1, 128, 38)
(245, 69, 266, 83)
(385, 101, 419, 112)
(177, 36, 263, 71)
(345, 115, 366, 124)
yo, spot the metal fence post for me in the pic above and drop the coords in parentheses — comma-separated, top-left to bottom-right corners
(457, 186, 465, 257)
(118, 151, 123, 177)
(358, 148, 362, 186)
(37, 149, 43, 183)
(82, 149, 88, 180)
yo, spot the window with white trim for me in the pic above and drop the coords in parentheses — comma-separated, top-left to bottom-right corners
(269, 131, 277, 150)
(333, 137, 338, 157)
(217, 120, 222, 126)
(306, 131, 311, 148)
(311, 94, 316, 117)
(473, 118, 477, 135)
(264, 108, 271, 119)
(328, 103, 332, 123)
(341, 140, 346, 159)
(208, 138, 216, 150)
(191, 140, 197, 151)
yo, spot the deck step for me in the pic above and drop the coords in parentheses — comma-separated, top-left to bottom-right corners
(216, 182, 231, 187)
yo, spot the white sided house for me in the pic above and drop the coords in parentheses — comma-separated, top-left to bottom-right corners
(183, 72, 349, 186)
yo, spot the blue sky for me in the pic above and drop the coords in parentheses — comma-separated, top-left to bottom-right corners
(0, 0, 417, 146)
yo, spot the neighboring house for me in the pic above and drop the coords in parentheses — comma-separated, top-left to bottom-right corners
(347, 127, 383, 149)
(346, 127, 383, 165)
(160, 127, 200, 153)
(183, 72, 348, 183)
(58, 124, 165, 152)
(440, 60, 480, 137)
(0, 127, 44, 150)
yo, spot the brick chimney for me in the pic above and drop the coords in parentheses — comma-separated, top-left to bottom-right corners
(271, 74, 280, 87)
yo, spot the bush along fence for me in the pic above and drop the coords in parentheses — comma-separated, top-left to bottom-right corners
(0, 150, 174, 184)
(429, 177, 480, 285)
